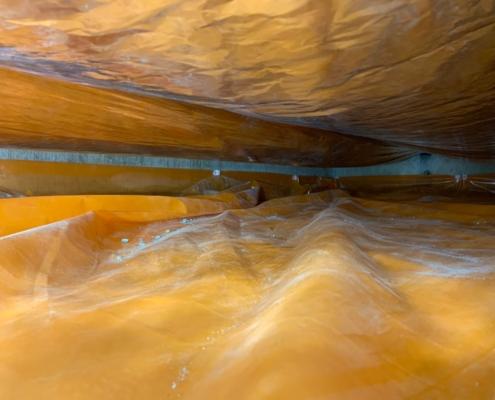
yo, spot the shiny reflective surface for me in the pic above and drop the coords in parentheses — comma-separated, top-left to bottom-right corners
(0, 0, 494, 160)
(336, 174, 495, 203)
(0, 159, 300, 198)
(0, 67, 409, 167)
(1, 187, 494, 399)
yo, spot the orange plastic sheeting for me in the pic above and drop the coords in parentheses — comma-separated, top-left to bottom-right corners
(0, 67, 409, 167)
(0, 159, 304, 199)
(1, 190, 495, 399)
(0, 0, 494, 159)
(335, 175, 495, 203)
(0, 184, 258, 237)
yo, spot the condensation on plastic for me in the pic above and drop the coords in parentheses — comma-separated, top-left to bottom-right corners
(0, 189, 495, 399)
(0, 0, 494, 161)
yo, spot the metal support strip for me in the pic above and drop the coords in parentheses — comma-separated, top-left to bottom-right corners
(0, 148, 493, 177)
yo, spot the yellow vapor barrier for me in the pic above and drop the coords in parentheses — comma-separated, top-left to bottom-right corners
(0, 189, 494, 399)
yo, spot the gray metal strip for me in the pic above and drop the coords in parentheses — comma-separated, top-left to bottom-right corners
(0, 148, 493, 177)
(0, 148, 329, 176)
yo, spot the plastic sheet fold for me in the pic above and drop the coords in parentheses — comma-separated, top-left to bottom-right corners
(1, 189, 495, 399)
(335, 175, 495, 203)
(1, 2, 495, 398)
(0, 67, 410, 167)
(0, 183, 259, 237)
(0, 0, 494, 161)
(0, 159, 304, 199)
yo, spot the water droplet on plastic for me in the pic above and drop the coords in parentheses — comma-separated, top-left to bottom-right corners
(179, 366, 189, 381)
